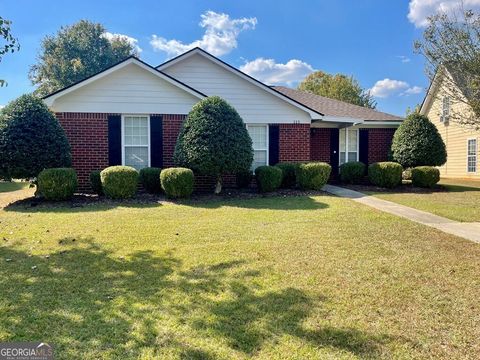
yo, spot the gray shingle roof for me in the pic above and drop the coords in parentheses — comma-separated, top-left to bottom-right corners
(273, 86, 403, 122)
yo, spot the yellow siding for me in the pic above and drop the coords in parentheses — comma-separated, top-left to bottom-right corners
(426, 86, 480, 178)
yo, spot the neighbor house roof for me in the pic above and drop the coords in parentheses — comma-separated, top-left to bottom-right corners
(273, 86, 403, 122)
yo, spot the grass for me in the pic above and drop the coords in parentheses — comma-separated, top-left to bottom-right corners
(0, 180, 29, 193)
(0, 194, 479, 359)
(365, 178, 480, 222)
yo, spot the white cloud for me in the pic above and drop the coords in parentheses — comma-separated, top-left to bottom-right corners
(397, 55, 411, 63)
(102, 32, 142, 53)
(408, 0, 480, 27)
(370, 79, 409, 98)
(402, 86, 423, 95)
(150, 11, 257, 57)
(239, 58, 315, 85)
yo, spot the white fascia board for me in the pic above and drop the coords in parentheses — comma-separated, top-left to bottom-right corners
(157, 48, 324, 120)
(320, 115, 364, 125)
(43, 57, 205, 106)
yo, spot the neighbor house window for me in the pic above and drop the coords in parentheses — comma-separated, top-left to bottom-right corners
(441, 96, 450, 122)
(122, 115, 150, 171)
(247, 125, 268, 170)
(467, 138, 477, 173)
(339, 127, 358, 165)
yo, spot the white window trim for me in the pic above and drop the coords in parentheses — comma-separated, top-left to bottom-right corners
(339, 127, 359, 165)
(246, 124, 269, 168)
(121, 114, 151, 169)
(467, 137, 477, 174)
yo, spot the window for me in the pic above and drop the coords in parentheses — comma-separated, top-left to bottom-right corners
(247, 125, 268, 170)
(467, 138, 477, 173)
(122, 115, 150, 171)
(441, 96, 450, 122)
(339, 128, 358, 165)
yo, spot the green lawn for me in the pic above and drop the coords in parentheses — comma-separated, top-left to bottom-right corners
(0, 194, 479, 359)
(366, 179, 480, 222)
(0, 181, 29, 193)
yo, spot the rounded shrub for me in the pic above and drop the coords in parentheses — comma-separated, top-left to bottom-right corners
(339, 161, 366, 184)
(160, 167, 194, 199)
(391, 113, 447, 168)
(139, 167, 162, 194)
(100, 166, 138, 199)
(37, 168, 77, 200)
(254, 166, 283, 193)
(368, 162, 403, 188)
(411, 166, 440, 188)
(296, 162, 331, 190)
(0, 94, 71, 179)
(89, 170, 103, 195)
(275, 162, 299, 188)
(236, 170, 253, 189)
(174, 96, 253, 194)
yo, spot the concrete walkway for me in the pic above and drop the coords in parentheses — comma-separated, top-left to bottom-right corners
(323, 184, 480, 243)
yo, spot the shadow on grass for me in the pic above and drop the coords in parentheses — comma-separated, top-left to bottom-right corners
(0, 238, 401, 358)
(4, 192, 330, 213)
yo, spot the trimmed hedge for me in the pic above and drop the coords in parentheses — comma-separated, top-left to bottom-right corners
(236, 170, 253, 189)
(160, 167, 194, 198)
(368, 162, 403, 188)
(255, 166, 283, 192)
(275, 162, 299, 188)
(139, 167, 162, 193)
(37, 168, 77, 200)
(100, 166, 138, 199)
(89, 170, 103, 195)
(296, 162, 331, 190)
(339, 161, 366, 184)
(411, 166, 440, 188)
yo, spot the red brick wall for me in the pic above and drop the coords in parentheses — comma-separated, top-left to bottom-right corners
(56, 112, 110, 191)
(162, 114, 186, 167)
(278, 123, 311, 162)
(310, 128, 331, 162)
(368, 128, 396, 164)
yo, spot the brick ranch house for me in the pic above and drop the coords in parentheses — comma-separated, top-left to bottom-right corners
(43, 47, 403, 191)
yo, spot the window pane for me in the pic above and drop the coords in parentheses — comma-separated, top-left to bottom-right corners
(124, 116, 148, 146)
(125, 146, 148, 170)
(339, 129, 346, 150)
(468, 139, 476, 155)
(348, 130, 358, 151)
(248, 126, 267, 149)
(339, 152, 346, 165)
(348, 152, 357, 162)
(252, 150, 267, 170)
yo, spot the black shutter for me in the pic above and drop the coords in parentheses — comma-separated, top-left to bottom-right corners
(150, 115, 163, 168)
(359, 129, 369, 165)
(108, 115, 122, 166)
(330, 128, 339, 177)
(268, 125, 280, 165)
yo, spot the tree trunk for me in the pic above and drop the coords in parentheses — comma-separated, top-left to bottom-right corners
(214, 175, 222, 195)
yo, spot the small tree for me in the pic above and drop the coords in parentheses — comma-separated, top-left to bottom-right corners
(0, 94, 71, 179)
(174, 96, 253, 194)
(391, 113, 447, 168)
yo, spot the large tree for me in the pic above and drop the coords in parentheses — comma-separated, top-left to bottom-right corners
(174, 96, 253, 194)
(298, 71, 376, 109)
(414, 4, 480, 130)
(29, 20, 138, 96)
(0, 16, 20, 86)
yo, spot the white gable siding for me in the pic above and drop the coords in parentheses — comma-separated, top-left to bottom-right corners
(162, 54, 311, 124)
(48, 63, 200, 114)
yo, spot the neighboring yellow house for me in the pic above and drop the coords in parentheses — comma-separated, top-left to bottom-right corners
(420, 71, 479, 179)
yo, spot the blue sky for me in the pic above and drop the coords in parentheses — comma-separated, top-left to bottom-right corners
(1, 0, 476, 115)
